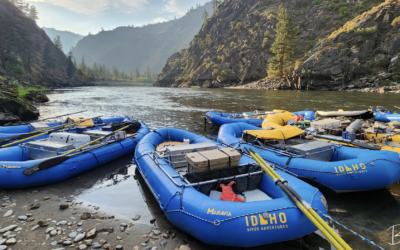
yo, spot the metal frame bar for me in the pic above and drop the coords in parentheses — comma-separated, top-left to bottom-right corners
(149, 152, 264, 188)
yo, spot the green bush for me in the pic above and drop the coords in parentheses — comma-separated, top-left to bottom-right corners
(252, 23, 260, 30)
(251, 70, 260, 79)
(8, 64, 26, 77)
(339, 7, 349, 19)
(267, 14, 274, 20)
(356, 26, 377, 37)
(254, 10, 260, 16)
(355, 4, 363, 11)
(264, 31, 270, 38)
(236, 22, 242, 30)
(313, 0, 322, 6)
(336, 42, 344, 50)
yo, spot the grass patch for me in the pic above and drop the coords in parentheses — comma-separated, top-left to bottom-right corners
(17, 86, 47, 97)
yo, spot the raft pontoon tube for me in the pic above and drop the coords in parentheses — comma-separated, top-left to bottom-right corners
(373, 109, 400, 123)
(0, 117, 129, 146)
(0, 121, 150, 189)
(217, 122, 400, 193)
(205, 110, 316, 127)
(0, 116, 125, 134)
(134, 127, 327, 247)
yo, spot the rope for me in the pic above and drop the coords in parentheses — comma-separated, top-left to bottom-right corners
(315, 209, 386, 250)
(165, 206, 298, 226)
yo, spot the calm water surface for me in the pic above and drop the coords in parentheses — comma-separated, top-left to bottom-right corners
(39, 86, 400, 249)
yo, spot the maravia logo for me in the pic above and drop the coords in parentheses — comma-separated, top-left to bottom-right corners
(207, 208, 232, 216)
(388, 224, 400, 245)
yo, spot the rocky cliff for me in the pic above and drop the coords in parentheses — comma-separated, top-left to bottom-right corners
(0, 0, 88, 124)
(154, 0, 394, 89)
(295, 0, 400, 91)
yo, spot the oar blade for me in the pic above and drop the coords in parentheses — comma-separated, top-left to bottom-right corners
(23, 156, 70, 176)
(38, 156, 70, 170)
(0, 135, 21, 144)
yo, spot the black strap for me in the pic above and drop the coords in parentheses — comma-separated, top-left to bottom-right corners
(219, 150, 232, 166)
(87, 152, 100, 164)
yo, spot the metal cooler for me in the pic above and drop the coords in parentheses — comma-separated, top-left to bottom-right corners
(288, 141, 335, 161)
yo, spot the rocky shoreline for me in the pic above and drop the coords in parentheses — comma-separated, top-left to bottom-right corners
(0, 157, 195, 250)
(225, 75, 400, 94)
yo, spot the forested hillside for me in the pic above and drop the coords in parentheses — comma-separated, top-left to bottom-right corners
(43, 28, 83, 54)
(0, 0, 88, 124)
(72, 2, 213, 74)
(155, 0, 399, 91)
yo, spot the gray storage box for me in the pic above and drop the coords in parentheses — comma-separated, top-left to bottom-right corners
(288, 141, 335, 161)
(25, 141, 74, 160)
(165, 143, 217, 168)
(83, 130, 112, 140)
(30, 122, 50, 131)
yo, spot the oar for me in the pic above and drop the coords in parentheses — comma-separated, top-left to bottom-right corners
(16, 110, 87, 125)
(245, 147, 352, 250)
(23, 125, 130, 175)
(35, 110, 87, 122)
(0, 116, 101, 147)
(235, 144, 337, 195)
(394, 106, 400, 110)
(312, 134, 381, 150)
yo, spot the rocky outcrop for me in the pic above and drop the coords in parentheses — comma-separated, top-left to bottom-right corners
(0, 79, 39, 125)
(155, 0, 391, 89)
(295, 0, 400, 90)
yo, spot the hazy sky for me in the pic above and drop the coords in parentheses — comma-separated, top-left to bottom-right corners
(29, 0, 210, 35)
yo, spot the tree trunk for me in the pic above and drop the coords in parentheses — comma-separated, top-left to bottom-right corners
(0, 35, 6, 70)
(27, 56, 32, 76)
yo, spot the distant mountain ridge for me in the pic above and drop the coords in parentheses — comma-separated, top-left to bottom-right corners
(43, 28, 83, 54)
(71, 2, 213, 74)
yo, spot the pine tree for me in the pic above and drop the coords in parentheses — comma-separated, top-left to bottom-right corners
(53, 35, 63, 51)
(79, 56, 87, 73)
(129, 70, 134, 80)
(66, 49, 76, 78)
(267, 5, 299, 78)
(202, 10, 209, 21)
(28, 5, 39, 22)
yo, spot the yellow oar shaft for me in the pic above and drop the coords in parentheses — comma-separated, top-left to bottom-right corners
(1, 117, 99, 148)
(1, 131, 50, 148)
(295, 200, 345, 250)
(60, 125, 130, 157)
(28, 116, 98, 134)
(247, 150, 352, 250)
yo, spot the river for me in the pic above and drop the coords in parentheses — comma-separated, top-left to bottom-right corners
(38, 85, 400, 250)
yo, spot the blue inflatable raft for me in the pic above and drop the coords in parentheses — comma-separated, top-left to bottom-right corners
(206, 111, 316, 127)
(134, 128, 327, 247)
(0, 116, 125, 134)
(0, 117, 128, 146)
(373, 109, 400, 123)
(0, 121, 150, 189)
(218, 122, 400, 193)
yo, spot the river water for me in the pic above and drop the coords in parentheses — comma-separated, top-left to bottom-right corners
(39, 86, 400, 249)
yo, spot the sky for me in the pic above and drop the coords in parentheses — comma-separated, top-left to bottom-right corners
(28, 0, 210, 35)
